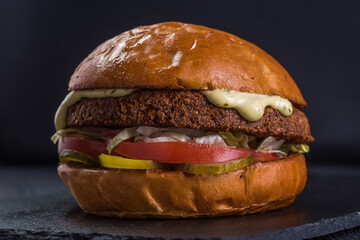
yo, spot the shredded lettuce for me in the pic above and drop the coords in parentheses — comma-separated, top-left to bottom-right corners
(135, 134, 227, 146)
(193, 135, 228, 147)
(147, 131, 191, 142)
(136, 136, 182, 143)
(281, 143, 310, 153)
(136, 126, 166, 137)
(255, 136, 286, 156)
(256, 137, 309, 155)
(106, 126, 210, 153)
(54, 126, 310, 156)
(51, 127, 110, 144)
(218, 131, 251, 148)
(256, 136, 285, 151)
(106, 127, 138, 153)
(106, 126, 230, 153)
(166, 127, 206, 138)
(51, 132, 60, 144)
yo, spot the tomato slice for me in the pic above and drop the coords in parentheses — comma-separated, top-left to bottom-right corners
(112, 142, 254, 164)
(253, 151, 279, 161)
(58, 136, 280, 164)
(58, 137, 107, 159)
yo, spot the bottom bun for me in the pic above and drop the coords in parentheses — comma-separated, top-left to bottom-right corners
(58, 153, 307, 218)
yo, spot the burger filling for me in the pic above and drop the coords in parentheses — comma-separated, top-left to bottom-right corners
(52, 89, 313, 175)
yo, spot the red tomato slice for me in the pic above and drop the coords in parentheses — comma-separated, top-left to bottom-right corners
(112, 142, 255, 164)
(58, 136, 280, 163)
(58, 137, 107, 159)
(253, 151, 279, 161)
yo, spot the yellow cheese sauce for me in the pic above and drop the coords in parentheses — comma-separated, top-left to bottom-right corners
(54, 89, 135, 131)
(202, 89, 293, 121)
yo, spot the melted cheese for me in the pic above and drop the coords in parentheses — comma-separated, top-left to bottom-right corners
(54, 89, 135, 131)
(202, 89, 293, 121)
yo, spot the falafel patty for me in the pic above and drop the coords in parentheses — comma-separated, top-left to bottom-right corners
(67, 90, 314, 143)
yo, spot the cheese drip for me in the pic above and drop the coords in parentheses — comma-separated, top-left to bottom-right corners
(202, 89, 293, 121)
(54, 89, 135, 131)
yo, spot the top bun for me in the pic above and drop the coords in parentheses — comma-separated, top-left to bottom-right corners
(69, 22, 306, 108)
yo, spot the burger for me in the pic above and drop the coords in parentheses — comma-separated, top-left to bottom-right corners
(52, 22, 314, 218)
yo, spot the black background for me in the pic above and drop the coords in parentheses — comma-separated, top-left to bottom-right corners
(1, 0, 359, 165)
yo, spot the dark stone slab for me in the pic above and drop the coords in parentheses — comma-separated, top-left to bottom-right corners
(0, 165, 359, 239)
(310, 226, 360, 240)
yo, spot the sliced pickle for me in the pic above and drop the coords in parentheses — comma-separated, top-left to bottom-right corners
(99, 154, 159, 170)
(59, 149, 100, 167)
(179, 156, 253, 175)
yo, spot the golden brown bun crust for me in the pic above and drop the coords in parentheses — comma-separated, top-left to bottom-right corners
(58, 153, 307, 218)
(69, 22, 306, 108)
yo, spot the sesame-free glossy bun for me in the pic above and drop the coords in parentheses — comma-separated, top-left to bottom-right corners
(58, 153, 306, 218)
(69, 22, 307, 108)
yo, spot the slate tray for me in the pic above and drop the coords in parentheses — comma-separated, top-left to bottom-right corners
(0, 165, 359, 239)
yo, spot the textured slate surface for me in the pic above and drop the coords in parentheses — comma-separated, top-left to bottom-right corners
(0, 165, 359, 239)
(310, 226, 360, 240)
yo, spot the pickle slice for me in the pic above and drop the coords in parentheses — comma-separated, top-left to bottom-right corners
(99, 154, 159, 170)
(59, 149, 100, 167)
(179, 156, 253, 175)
